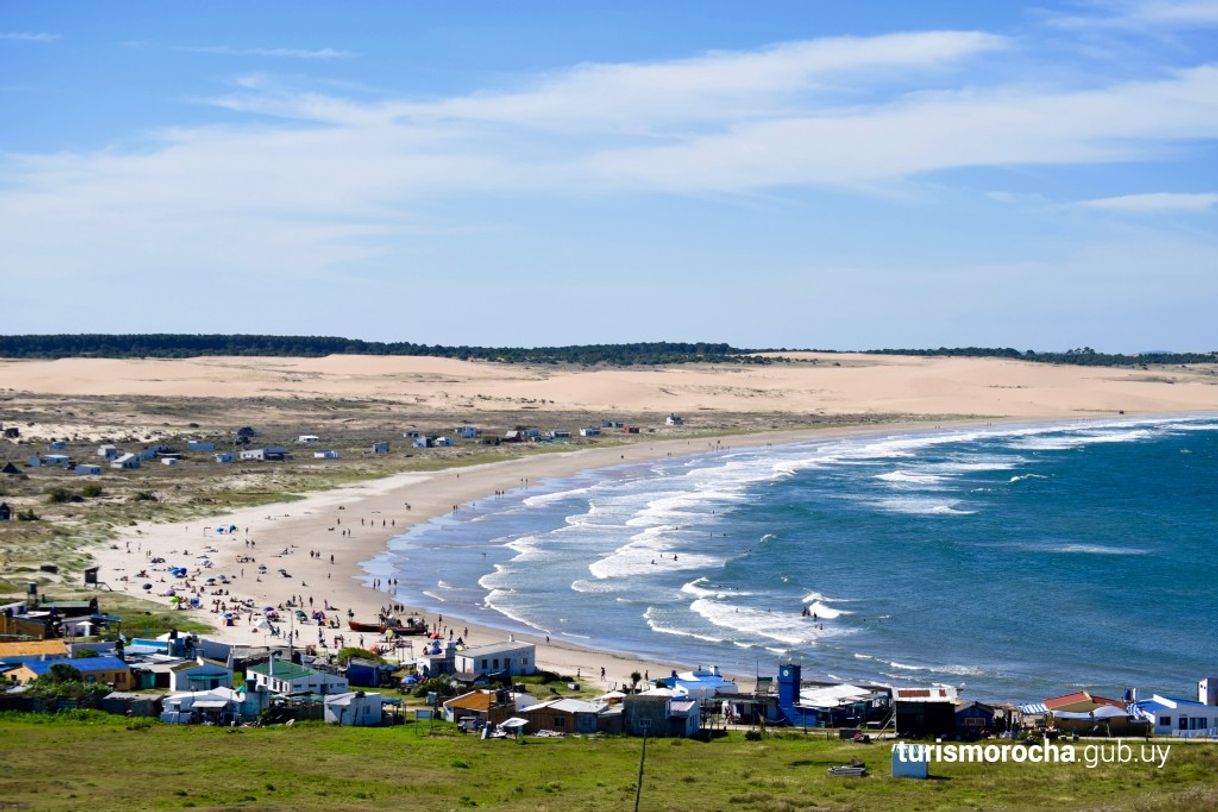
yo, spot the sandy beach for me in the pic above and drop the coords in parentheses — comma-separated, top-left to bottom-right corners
(23, 352, 1215, 687)
(92, 419, 1017, 688)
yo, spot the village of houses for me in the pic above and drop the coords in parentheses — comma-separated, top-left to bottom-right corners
(4, 586, 1218, 749)
(4, 412, 1218, 778)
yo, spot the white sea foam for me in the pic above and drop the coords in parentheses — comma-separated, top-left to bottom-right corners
(875, 470, 947, 486)
(689, 598, 839, 646)
(680, 578, 751, 599)
(1009, 473, 1048, 483)
(873, 497, 976, 516)
(887, 661, 985, 677)
(422, 590, 446, 603)
(643, 607, 727, 644)
(522, 486, 593, 508)
(570, 578, 623, 594)
(482, 589, 551, 633)
(1049, 544, 1150, 556)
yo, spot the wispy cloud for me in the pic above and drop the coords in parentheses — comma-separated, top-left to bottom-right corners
(1075, 191, 1218, 212)
(2, 29, 1217, 289)
(183, 45, 356, 60)
(1046, 0, 1218, 30)
(0, 31, 60, 42)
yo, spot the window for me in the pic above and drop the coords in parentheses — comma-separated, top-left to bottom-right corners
(493, 659, 500, 669)
(1159, 716, 1171, 727)
(481, 659, 488, 670)
(554, 717, 566, 728)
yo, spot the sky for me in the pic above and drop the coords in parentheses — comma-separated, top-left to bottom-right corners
(2, 1, 1216, 351)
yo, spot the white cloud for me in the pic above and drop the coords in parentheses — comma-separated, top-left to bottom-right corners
(184, 45, 355, 60)
(2, 30, 1218, 291)
(0, 31, 60, 42)
(1075, 191, 1218, 212)
(1046, 0, 1218, 29)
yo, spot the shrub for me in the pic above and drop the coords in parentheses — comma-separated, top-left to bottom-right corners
(47, 487, 83, 504)
(80, 483, 103, 498)
(132, 491, 158, 502)
(16, 509, 40, 521)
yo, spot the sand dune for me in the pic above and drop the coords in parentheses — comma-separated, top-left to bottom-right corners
(2, 353, 1217, 417)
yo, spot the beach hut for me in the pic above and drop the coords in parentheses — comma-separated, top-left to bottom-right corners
(187, 440, 215, 452)
(666, 413, 684, 426)
(893, 686, 958, 739)
(371, 441, 390, 455)
(324, 691, 386, 726)
(75, 463, 102, 476)
(48, 440, 67, 450)
(97, 444, 119, 460)
(313, 450, 340, 459)
(579, 427, 600, 437)
(297, 435, 320, 444)
(111, 453, 141, 469)
(213, 452, 234, 463)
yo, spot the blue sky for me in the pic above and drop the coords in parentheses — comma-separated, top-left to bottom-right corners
(2, 1, 1216, 351)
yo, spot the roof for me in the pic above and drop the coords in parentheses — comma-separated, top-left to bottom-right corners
(444, 691, 493, 712)
(169, 658, 230, 673)
(326, 691, 382, 706)
(1043, 691, 1126, 711)
(21, 656, 130, 676)
(1019, 703, 1048, 715)
(247, 660, 317, 681)
(0, 640, 68, 658)
(547, 698, 605, 714)
(798, 683, 876, 709)
(459, 641, 534, 658)
(894, 686, 958, 703)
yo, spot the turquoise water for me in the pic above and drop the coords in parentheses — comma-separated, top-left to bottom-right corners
(367, 416, 1218, 701)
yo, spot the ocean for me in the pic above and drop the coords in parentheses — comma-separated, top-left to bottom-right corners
(364, 416, 1218, 701)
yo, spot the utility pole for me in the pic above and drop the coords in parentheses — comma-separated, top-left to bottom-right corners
(633, 720, 650, 812)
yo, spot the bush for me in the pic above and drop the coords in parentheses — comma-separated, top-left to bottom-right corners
(744, 730, 763, 741)
(80, 483, 103, 498)
(132, 491, 158, 502)
(16, 509, 40, 521)
(73, 648, 100, 659)
(47, 487, 83, 504)
(336, 647, 385, 665)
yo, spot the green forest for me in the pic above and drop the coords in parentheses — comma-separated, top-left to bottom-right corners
(0, 334, 1212, 367)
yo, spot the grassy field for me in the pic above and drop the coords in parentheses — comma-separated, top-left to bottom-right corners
(0, 713, 1214, 811)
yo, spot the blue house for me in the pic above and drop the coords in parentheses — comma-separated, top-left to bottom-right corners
(187, 440, 216, 452)
(346, 657, 394, 688)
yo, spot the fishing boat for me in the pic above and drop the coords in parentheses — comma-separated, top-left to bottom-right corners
(348, 616, 428, 635)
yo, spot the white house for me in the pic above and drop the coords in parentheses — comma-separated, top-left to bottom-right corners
(297, 435, 320, 444)
(111, 453, 141, 469)
(412, 436, 431, 449)
(666, 414, 684, 426)
(214, 452, 235, 463)
(240, 447, 288, 462)
(246, 658, 348, 696)
(97, 445, 119, 460)
(433, 436, 453, 447)
(324, 691, 386, 726)
(161, 457, 179, 466)
(579, 427, 600, 437)
(1132, 694, 1218, 738)
(169, 657, 233, 692)
(75, 464, 102, 476)
(455, 641, 536, 678)
(313, 450, 340, 459)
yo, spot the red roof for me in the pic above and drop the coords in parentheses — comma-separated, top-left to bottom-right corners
(1044, 691, 1126, 710)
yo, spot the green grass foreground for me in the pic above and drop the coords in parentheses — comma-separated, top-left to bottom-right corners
(0, 714, 1215, 811)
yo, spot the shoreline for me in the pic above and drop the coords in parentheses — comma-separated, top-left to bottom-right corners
(92, 411, 1209, 689)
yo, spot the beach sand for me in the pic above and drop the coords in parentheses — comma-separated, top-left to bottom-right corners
(43, 352, 1218, 687)
(92, 420, 1010, 689)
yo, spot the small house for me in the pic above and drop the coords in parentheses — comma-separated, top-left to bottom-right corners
(137, 447, 159, 461)
(455, 426, 480, 439)
(546, 431, 571, 439)
(371, 442, 390, 455)
(187, 440, 215, 452)
(402, 431, 421, 439)
(240, 447, 289, 462)
(214, 452, 235, 464)
(3, 427, 20, 438)
(454, 641, 536, 678)
(10, 656, 133, 689)
(894, 686, 959, 738)
(1132, 694, 1218, 738)
(97, 445, 119, 460)
(324, 691, 386, 726)
(432, 436, 453, 447)
(622, 426, 641, 434)
(579, 427, 600, 437)
(75, 464, 102, 476)
(247, 658, 348, 696)
(666, 414, 684, 426)
(2, 462, 25, 477)
(346, 657, 392, 688)
(111, 453, 141, 469)
(412, 436, 431, 449)
(48, 440, 67, 450)
(169, 658, 233, 692)
(622, 693, 702, 738)
(955, 701, 998, 737)
(297, 435, 320, 444)
(25, 455, 44, 468)
(0, 502, 10, 521)
(235, 427, 259, 439)
(161, 457, 179, 466)
(602, 420, 624, 429)
(520, 698, 606, 735)
(313, 450, 340, 460)
(1042, 691, 1127, 715)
